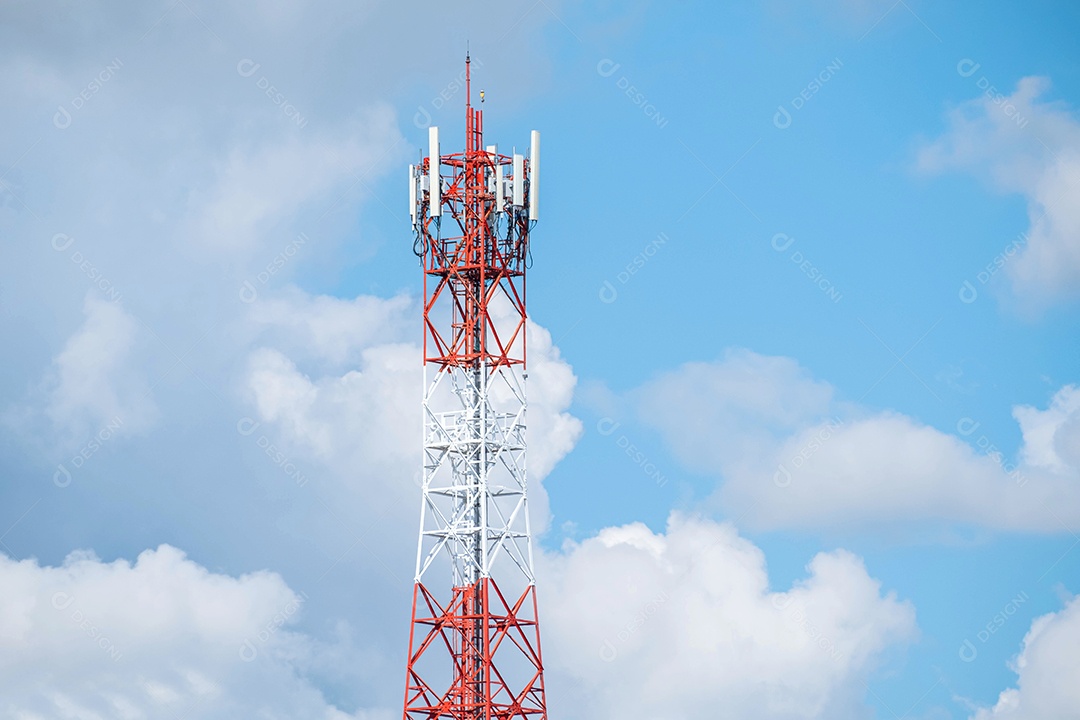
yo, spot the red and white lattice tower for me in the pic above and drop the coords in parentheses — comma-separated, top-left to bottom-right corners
(402, 55, 546, 720)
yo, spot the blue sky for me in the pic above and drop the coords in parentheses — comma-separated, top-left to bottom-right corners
(379, 6, 1080, 710)
(1, 1, 1078, 718)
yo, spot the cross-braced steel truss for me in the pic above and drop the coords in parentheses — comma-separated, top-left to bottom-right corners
(401, 54, 547, 720)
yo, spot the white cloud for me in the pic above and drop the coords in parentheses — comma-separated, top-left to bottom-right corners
(185, 108, 402, 258)
(540, 513, 916, 719)
(242, 288, 582, 533)
(245, 342, 417, 478)
(0, 515, 917, 720)
(637, 351, 1080, 532)
(1014, 384, 1080, 474)
(525, 319, 585, 483)
(918, 76, 1080, 309)
(636, 349, 833, 476)
(0, 545, 388, 719)
(734, 413, 1050, 530)
(0, 1, 578, 713)
(240, 289, 420, 484)
(248, 287, 413, 369)
(970, 595, 1080, 720)
(0, 0, 576, 490)
(41, 292, 156, 441)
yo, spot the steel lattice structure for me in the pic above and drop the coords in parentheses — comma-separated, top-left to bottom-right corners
(402, 56, 546, 720)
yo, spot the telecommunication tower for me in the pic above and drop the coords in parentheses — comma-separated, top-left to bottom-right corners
(401, 55, 547, 720)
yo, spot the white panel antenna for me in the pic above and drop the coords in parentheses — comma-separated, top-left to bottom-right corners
(495, 162, 505, 213)
(486, 144, 497, 196)
(528, 131, 540, 221)
(512, 153, 524, 208)
(428, 126, 441, 217)
(408, 164, 417, 227)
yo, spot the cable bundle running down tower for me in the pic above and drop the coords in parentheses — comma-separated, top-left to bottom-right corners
(402, 55, 546, 720)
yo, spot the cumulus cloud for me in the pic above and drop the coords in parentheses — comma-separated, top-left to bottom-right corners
(970, 595, 1080, 720)
(0, 516, 916, 720)
(0, 0, 579, 714)
(636, 349, 834, 476)
(248, 287, 413, 368)
(637, 350, 1080, 532)
(44, 293, 157, 434)
(242, 288, 583, 534)
(240, 291, 419, 474)
(918, 76, 1080, 309)
(522, 319, 585, 482)
(540, 513, 916, 720)
(3, 292, 157, 450)
(1014, 384, 1080, 474)
(0, 544, 388, 719)
(245, 341, 417, 478)
(185, 107, 402, 257)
